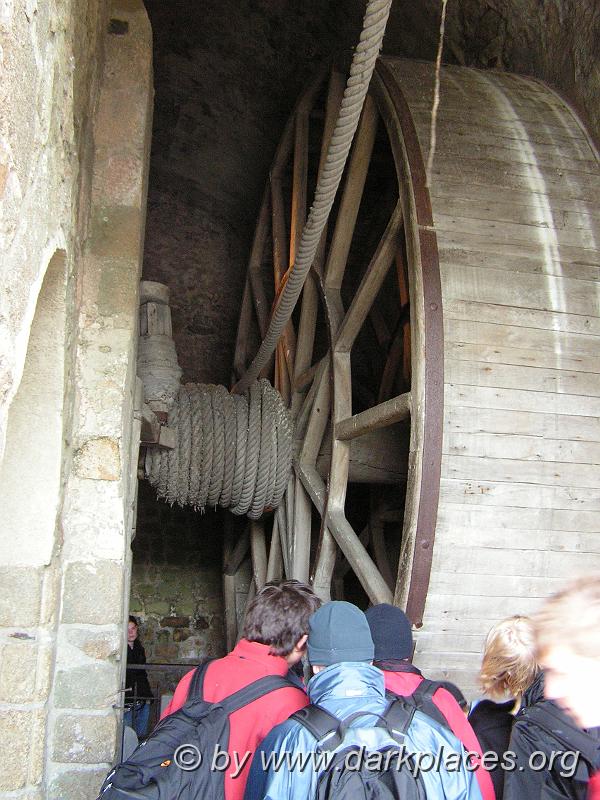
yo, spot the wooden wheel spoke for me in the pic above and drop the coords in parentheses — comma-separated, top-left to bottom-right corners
(324, 95, 379, 290)
(335, 391, 411, 441)
(335, 202, 403, 352)
(292, 71, 345, 415)
(297, 463, 392, 604)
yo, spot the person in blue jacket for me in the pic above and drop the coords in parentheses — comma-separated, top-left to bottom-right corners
(244, 601, 482, 800)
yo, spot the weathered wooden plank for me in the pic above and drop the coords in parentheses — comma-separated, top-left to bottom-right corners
(436, 213, 599, 254)
(445, 318, 600, 357)
(445, 359, 600, 399)
(429, 161, 599, 203)
(440, 476, 600, 512)
(434, 523, 600, 554)
(409, 106, 589, 144)
(430, 179, 600, 221)
(444, 299, 600, 338)
(436, 502, 600, 533)
(432, 542, 600, 577)
(335, 392, 411, 441)
(433, 195, 600, 234)
(442, 453, 600, 490)
(423, 591, 543, 619)
(427, 571, 593, 602)
(446, 341, 600, 375)
(446, 405, 600, 443)
(415, 651, 482, 673)
(447, 382, 600, 418)
(445, 430, 600, 464)
(437, 230, 600, 267)
(442, 264, 600, 318)
(425, 139, 598, 175)
(438, 246, 600, 285)
(395, 62, 576, 116)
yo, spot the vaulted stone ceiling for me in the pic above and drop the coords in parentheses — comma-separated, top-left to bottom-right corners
(141, 0, 599, 387)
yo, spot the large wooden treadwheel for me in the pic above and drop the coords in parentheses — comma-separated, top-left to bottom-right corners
(232, 61, 444, 625)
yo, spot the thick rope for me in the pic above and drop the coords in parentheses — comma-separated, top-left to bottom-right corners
(146, 380, 293, 519)
(232, 0, 393, 394)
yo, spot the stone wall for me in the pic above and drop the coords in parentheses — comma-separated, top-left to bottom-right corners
(0, 0, 153, 796)
(129, 482, 226, 670)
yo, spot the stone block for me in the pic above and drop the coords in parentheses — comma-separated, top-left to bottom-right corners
(54, 663, 119, 709)
(73, 436, 121, 481)
(66, 627, 120, 661)
(61, 561, 123, 624)
(0, 640, 38, 703)
(48, 766, 108, 800)
(0, 710, 34, 790)
(89, 205, 142, 261)
(52, 712, 117, 763)
(28, 709, 46, 785)
(0, 566, 42, 626)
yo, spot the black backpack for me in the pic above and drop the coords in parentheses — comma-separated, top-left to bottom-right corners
(291, 699, 427, 800)
(97, 661, 294, 800)
(386, 678, 458, 731)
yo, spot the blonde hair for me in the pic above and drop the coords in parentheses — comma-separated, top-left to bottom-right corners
(534, 574, 600, 661)
(479, 615, 539, 701)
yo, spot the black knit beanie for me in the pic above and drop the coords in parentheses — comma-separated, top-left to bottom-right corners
(307, 601, 374, 665)
(365, 603, 413, 661)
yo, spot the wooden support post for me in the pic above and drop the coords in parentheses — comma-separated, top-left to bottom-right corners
(223, 526, 250, 576)
(266, 517, 283, 582)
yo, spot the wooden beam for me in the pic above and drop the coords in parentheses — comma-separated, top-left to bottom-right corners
(250, 520, 267, 591)
(316, 425, 409, 484)
(335, 392, 411, 441)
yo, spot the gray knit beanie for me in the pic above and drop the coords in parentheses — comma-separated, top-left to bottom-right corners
(307, 601, 374, 665)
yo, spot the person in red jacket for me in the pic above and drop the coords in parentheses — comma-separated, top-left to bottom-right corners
(365, 603, 496, 800)
(161, 579, 320, 800)
(534, 575, 600, 800)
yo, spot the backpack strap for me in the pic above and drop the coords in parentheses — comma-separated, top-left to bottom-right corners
(185, 659, 213, 705)
(383, 696, 417, 740)
(219, 674, 298, 716)
(386, 679, 450, 730)
(292, 703, 410, 752)
(291, 704, 341, 750)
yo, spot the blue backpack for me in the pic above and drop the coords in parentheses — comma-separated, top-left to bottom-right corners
(291, 693, 482, 800)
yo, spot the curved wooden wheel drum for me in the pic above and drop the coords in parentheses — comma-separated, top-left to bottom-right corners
(234, 57, 600, 688)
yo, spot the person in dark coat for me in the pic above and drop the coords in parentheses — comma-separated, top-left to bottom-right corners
(504, 670, 600, 800)
(468, 615, 539, 799)
(533, 576, 600, 800)
(124, 615, 154, 737)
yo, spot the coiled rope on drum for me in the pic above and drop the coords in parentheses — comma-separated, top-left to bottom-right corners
(145, 380, 293, 520)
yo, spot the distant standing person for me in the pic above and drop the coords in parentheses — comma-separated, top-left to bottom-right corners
(124, 615, 153, 738)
